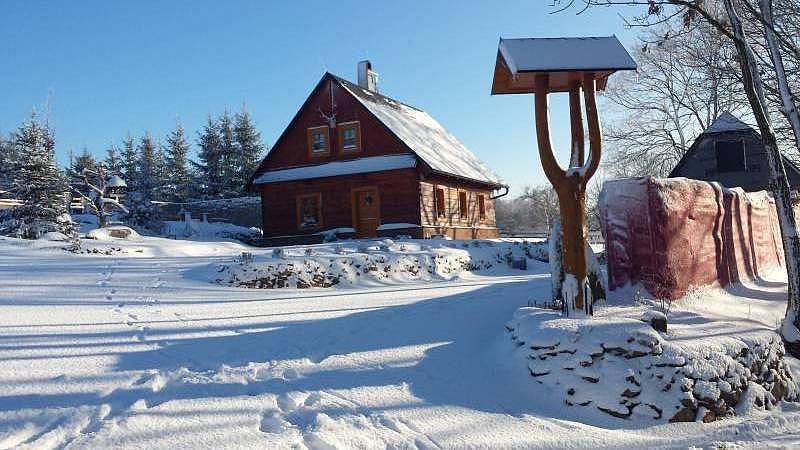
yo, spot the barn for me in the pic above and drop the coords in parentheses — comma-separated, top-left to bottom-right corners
(247, 62, 507, 244)
(669, 111, 800, 191)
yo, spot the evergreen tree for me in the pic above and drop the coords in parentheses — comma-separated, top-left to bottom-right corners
(126, 133, 161, 227)
(196, 115, 224, 198)
(218, 110, 237, 196)
(135, 133, 160, 201)
(0, 113, 74, 239)
(104, 142, 124, 176)
(120, 134, 138, 191)
(164, 121, 192, 201)
(67, 147, 97, 192)
(0, 133, 14, 189)
(234, 107, 265, 192)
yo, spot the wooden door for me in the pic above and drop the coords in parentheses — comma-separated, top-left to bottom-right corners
(352, 187, 380, 238)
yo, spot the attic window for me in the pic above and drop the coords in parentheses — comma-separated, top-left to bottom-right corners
(458, 191, 468, 219)
(715, 140, 746, 172)
(435, 188, 446, 218)
(338, 121, 361, 153)
(307, 126, 329, 157)
(296, 193, 323, 230)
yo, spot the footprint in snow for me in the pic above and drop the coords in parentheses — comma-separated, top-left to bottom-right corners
(259, 410, 290, 434)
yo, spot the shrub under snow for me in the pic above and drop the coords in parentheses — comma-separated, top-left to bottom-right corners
(215, 239, 547, 289)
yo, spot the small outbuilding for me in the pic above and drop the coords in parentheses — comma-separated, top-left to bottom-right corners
(669, 112, 800, 192)
(247, 62, 507, 244)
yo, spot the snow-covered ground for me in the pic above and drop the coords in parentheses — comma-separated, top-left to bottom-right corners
(2, 234, 800, 449)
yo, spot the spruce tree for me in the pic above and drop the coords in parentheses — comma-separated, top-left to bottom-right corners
(0, 133, 14, 190)
(67, 147, 97, 193)
(120, 134, 138, 192)
(219, 110, 237, 196)
(196, 115, 224, 198)
(104, 142, 124, 177)
(0, 113, 74, 239)
(127, 133, 161, 227)
(164, 121, 192, 201)
(136, 133, 160, 201)
(234, 107, 265, 193)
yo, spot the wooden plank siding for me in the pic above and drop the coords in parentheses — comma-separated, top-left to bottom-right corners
(418, 176, 498, 239)
(259, 169, 420, 237)
(260, 77, 411, 172)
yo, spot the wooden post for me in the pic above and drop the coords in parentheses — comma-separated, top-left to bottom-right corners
(534, 72, 601, 315)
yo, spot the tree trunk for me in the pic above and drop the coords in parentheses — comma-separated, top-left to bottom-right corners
(534, 73, 601, 316)
(723, 0, 800, 348)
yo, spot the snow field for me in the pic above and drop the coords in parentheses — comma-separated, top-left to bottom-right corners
(1, 234, 800, 448)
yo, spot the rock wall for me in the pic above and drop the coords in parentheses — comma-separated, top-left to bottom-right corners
(506, 308, 799, 423)
(155, 197, 262, 228)
(600, 177, 785, 299)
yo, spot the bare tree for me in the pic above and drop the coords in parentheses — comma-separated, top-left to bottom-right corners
(73, 163, 128, 229)
(495, 185, 560, 234)
(603, 19, 746, 177)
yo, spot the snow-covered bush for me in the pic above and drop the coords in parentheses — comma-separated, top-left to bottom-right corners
(215, 239, 547, 289)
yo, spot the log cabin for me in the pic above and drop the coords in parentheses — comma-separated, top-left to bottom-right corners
(669, 111, 800, 192)
(247, 61, 507, 244)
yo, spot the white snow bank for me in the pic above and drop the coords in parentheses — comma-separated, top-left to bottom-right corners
(86, 226, 141, 240)
(161, 219, 262, 243)
(212, 238, 547, 289)
(40, 231, 71, 242)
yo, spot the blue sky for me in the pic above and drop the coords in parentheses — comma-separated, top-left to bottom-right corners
(0, 0, 638, 194)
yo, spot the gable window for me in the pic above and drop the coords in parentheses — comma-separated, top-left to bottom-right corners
(435, 188, 446, 218)
(338, 121, 361, 153)
(715, 140, 746, 172)
(296, 193, 323, 230)
(307, 126, 329, 157)
(478, 194, 486, 220)
(458, 191, 468, 219)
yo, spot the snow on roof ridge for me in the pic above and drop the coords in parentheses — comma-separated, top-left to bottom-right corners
(500, 35, 618, 41)
(703, 111, 753, 134)
(334, 75, 505, 187)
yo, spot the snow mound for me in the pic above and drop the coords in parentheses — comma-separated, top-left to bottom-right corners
(161, 219, 262, 243)
(213, 239, 547, 289)
(40, 231, 70, 241)
(86, 226, 141, 240)
(506, 307, 799, 423)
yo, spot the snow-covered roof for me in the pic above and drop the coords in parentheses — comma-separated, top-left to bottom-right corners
(253, 154, 417, 184)
(498, 36, 637, 74)
(703, 112, 753, 134)
(106, 175, 127, 188)
(334, 76, 504, 186)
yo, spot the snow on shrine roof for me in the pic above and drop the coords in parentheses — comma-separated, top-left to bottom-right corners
(253, 154, 417, 184)
(703, 112, 753, 134)
(334, 76, 505, 187)
(106, 175, 127, 188)
(498, 36, 637, 74)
